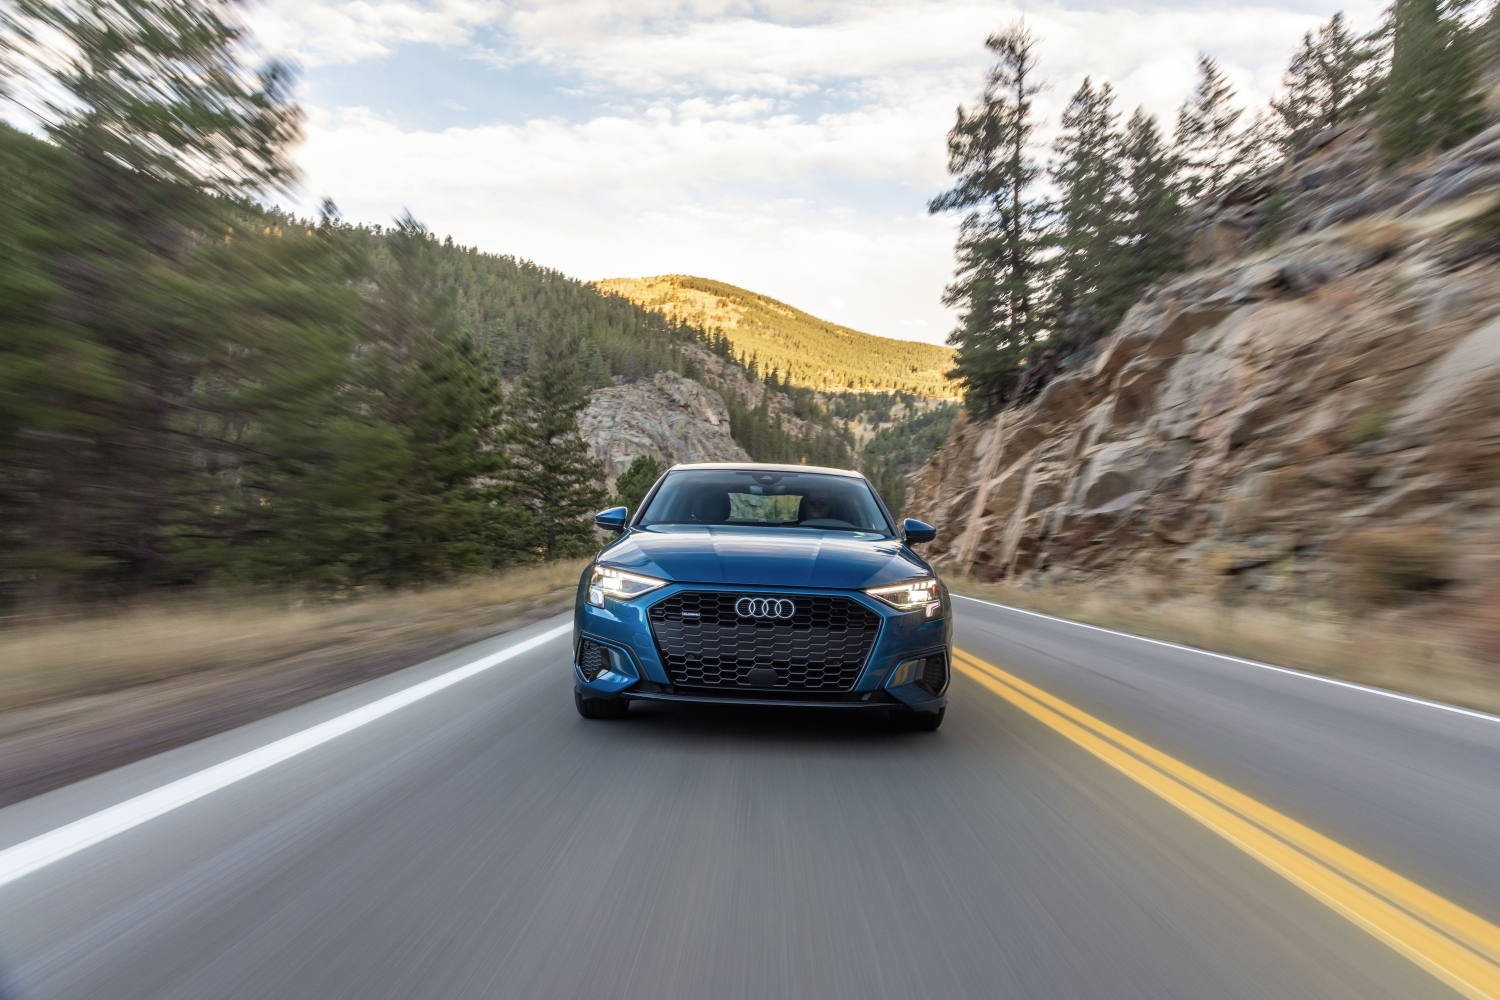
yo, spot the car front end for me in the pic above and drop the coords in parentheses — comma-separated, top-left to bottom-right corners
(571, 463, 951, 729)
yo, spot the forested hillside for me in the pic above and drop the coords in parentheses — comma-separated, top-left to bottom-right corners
(861, 403, 960, 517)
(388, 235, 698, 387)
(0, 0, 787, 602)
(0, 112, 874, 600)
(0, 0, 897, 605)
(595, 275, 957, 398)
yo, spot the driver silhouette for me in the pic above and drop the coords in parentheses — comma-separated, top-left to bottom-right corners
(801, 489, 833, 522)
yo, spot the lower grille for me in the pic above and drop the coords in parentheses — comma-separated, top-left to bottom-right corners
(577, 639, 610, 681)
(649, 592, 881, 691)
(916, 653, 948, 696)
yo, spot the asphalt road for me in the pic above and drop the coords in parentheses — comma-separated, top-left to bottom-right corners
(2, 598, 1498, 999)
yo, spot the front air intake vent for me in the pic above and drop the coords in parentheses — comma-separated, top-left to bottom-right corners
(577, 639, 610, 682)
(916, 653, 948, 696)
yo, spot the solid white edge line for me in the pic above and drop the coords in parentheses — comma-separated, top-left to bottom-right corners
(952, 594, 1500, 725)
(0, 622, 572, 890)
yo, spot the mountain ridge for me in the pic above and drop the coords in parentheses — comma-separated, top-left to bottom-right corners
(593, 274, 957, 399)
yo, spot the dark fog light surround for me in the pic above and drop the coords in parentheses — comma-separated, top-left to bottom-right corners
(577, 639, 611, 682)
(917, 653, 948, 695)
(890, 653, 948, 695)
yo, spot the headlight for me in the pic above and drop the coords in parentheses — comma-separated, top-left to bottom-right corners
(864, 578, 940, 614)
(587, 565, 667, 606)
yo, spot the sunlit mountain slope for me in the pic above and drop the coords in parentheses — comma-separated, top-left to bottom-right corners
(594, 275, 957, 398)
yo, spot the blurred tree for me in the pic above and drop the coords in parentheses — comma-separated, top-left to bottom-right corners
(1487, 0, 1500, 63)
(1047, 77, 1130, 349)
(1377, 0, 1487, 164)
(1174, 55, 1245, 199)
(1273, 13, 1373, 153)
(928, 19, 1053, 417)
(180, 205, 381, 588)
(2, 0, 301, 194)
(614, 455, 666, 518)
(1119, 109, 1186, 291)
(0, 0, 305, 596)
(361, 215, 504, 584)
(499, 331, 609, 559)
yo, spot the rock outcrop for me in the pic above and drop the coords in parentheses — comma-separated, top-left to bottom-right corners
(907, 123, 1500, 604)
(579, 370, 749, 486)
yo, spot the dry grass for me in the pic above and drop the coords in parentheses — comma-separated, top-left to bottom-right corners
(0, 561, 586, 713)
(950, 576, 1500, 716)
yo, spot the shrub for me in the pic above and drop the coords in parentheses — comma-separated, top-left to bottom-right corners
(1350, 406, 1390, 445)
(1338, 527, 1450, 604)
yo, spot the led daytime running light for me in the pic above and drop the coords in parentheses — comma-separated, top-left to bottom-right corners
(588, 565, 667, 606)
(864, 578, 937, 611)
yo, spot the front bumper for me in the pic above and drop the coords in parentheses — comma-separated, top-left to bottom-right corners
(572, 581, 951, 711)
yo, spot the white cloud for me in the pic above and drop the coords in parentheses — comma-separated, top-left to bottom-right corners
(259, 0, 1385, 343)
(252, 0, 505, 66)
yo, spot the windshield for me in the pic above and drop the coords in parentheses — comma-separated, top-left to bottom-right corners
(638, 470, 892, 533)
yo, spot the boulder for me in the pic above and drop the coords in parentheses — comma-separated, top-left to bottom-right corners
(578, 371, 749, 487)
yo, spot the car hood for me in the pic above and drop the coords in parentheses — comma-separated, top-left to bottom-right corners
(599, 525, 932, 590)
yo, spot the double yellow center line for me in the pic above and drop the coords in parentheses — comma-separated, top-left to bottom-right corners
(953, 648, 1500, 1000)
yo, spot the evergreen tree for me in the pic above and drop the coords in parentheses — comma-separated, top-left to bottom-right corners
(0, 0, 303, 596)
(362, 216, 504, 584)
(1487, 0, 1500, 64)
(2, 0, 301, 195)
(188, 205, 386, 589)
(1119, 109, 1187, 289)
(1048, 77, 1130, 347)
(499, 331, 608, 559)
(929, 20, 1052, 416)
(1377, 0, 1487, 164)
(1275, 29, 1324, 147)
(1174, 54, 1245, 199)
(860, 403, 959, 518)
(1236, 108, 1284, 177)
(614, 455, 666, 518)
(1273, 13, 1376, 153)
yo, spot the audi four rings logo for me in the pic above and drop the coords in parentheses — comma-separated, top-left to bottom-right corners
(736, 597, 796, 619)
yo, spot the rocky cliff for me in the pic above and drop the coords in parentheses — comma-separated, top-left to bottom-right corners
(579, 370, 749, 486)
(908, 122, 1500, 609)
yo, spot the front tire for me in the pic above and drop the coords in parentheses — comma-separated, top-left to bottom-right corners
(575, 690, 630, 720)
(899, 707, 944, 731)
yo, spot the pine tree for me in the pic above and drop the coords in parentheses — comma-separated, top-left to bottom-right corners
(1275, 30, 1324, 148)
(1048, 77, 1130, 347)
(614, 455, 666, 518)
(1119, 109, 1187, 289)
(1377, 0, 1487, 164)
(1487, 0, 1500, 64)
(362, 215, 504, 584)
(0, 0, 303, 595)
(1273, 13, 1376, 153)
(1174, 54, 1245, 199)
(928, 20, 1052, 416)
(1236, 108, 1284, 177)
(499, 330, 608, 559)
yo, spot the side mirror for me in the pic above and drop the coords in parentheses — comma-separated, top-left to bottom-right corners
(594, 506, 628, 533)
(902, 518, 937, 544)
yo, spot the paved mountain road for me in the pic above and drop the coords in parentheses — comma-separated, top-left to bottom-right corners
(1, 601, 1497, 999)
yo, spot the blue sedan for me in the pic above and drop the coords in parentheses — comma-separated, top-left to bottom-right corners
(572, 463, 951, 730)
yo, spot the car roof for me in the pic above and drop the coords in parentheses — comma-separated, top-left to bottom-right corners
(667, 462, 866, 479)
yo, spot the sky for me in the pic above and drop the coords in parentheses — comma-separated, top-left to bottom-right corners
(248, 0, 1383, 345)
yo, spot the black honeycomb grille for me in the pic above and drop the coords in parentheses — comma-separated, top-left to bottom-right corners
(917, 653, 948, 695)
(577, 639, 609, 681)
(649, 592, 880, 691)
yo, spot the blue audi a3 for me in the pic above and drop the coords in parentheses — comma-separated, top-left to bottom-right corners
(572, 463, 951, 730)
